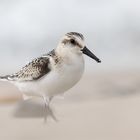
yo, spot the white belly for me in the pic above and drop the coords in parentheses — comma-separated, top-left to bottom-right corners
(15, 56, 85, 98)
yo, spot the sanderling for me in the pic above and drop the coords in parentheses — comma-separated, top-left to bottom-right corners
(0, 32, 101, 120)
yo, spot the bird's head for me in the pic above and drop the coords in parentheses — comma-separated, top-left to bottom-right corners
(56, 32, 101, 63)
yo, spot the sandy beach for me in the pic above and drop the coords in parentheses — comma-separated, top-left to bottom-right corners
(0, 0, 139, 139)
(0, 70, 140, 140)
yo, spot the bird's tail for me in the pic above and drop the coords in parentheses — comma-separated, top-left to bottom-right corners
(0, 75, 10, 81)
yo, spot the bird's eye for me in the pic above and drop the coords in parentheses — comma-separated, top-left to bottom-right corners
(70, 39, 76, 45)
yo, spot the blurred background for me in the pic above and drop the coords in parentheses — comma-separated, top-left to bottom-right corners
(0, 0, 140, 140)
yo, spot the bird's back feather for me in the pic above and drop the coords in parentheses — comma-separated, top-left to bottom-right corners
(0, 50, 57, 82)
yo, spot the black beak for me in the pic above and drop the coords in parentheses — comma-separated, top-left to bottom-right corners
(81, 46, 101, 63)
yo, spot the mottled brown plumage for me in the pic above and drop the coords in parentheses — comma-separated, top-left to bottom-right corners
(66, 32, 84, 40)
(2, 50, 59, 82)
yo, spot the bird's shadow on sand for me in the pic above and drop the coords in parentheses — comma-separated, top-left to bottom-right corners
(13, 99, 58, 121)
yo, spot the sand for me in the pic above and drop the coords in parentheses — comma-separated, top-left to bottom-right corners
(0, 70, 140, 140)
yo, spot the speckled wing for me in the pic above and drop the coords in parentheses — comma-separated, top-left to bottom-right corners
(4, 56, 51, 82)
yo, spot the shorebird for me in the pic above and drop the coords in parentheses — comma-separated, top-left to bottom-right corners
(0, 32, 101, 120)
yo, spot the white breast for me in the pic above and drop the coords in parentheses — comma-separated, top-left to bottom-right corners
(15, 54, 85, 98)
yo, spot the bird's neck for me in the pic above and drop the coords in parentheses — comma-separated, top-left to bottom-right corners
(55, 46, 84, 65)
